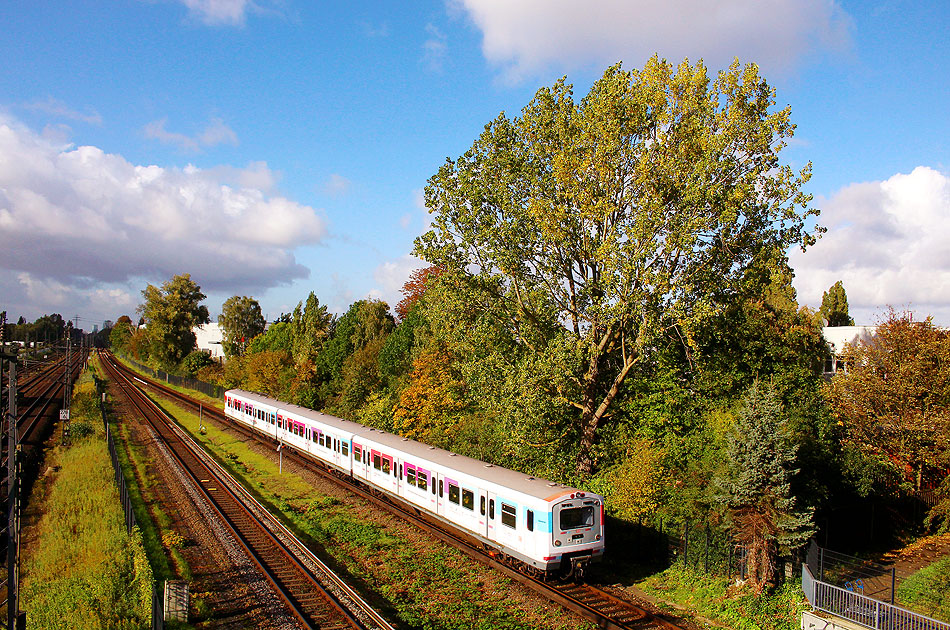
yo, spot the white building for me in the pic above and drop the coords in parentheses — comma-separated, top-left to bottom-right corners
(194, 322, 225, 359)
(821, 326, 877, 375)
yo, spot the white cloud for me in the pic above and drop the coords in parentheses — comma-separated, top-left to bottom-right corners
(452, 0, 852, 82)
(22, 97, 102, 125)
(790, 166, 950, 325)
(180, 0, 252, 25)
(0, 115, 326, 301)
(144, 116, 238, 152)
(423, 23, 448, 72)
(323, 173, 352, 196)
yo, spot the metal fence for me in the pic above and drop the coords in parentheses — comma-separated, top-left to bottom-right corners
(119, 355, 224, 400)
(807, 540, 896, 604)
(803, 562, 949, 630)
(97, 380, 136, 534)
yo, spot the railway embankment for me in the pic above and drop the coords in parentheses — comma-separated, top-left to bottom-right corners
(19, 364, 153, 629)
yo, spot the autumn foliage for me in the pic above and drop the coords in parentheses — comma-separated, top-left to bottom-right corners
(395, 266, 443, 321)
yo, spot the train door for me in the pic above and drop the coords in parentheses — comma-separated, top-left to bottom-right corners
(486, 491, 498, 541)
(478, 489, 489, 537)
(436, 473, 445, 517)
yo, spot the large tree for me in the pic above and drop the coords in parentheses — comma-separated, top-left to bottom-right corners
(819, 280, 855, 326)
(218, 295, 266, 358)
(416, 57, 820, 476)
(717, 381, 813, 593)
(139, 273, 210, 368)
(827, 310, 950, 490)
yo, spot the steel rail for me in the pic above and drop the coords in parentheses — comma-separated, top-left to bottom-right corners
(102, 353, 391, 630)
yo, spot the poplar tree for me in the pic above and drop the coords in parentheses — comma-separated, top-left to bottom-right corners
(819, 280, 855, 326)
(416, 56, 820, 476)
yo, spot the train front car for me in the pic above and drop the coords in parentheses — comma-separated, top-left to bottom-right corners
(547, 490, 605, 579)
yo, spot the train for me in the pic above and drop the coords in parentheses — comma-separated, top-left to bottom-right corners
(223, 389, 605, 578)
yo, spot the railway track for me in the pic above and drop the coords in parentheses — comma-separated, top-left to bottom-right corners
(100, 352, 394, 630)
(102, 351, 691, 630)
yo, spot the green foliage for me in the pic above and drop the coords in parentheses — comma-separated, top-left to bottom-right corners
(291, 292, 332, 366)
(819, 280, 855, 327)
(247, 320, 293, 355)
(181, 348, 215, 376)
(716, 381, 813, 591)
(639, 564, 806, 630)
(897, 552, 950, 621)
(109, 319, 133, 353)
(138, 273, 210, 369)
(416, 57, 819, 476)
(218, 294, 266, 358)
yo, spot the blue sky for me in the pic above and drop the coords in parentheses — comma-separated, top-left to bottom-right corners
(1, 0, 948, 329)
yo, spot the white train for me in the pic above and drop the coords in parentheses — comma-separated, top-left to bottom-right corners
(224, 389, 605, 578)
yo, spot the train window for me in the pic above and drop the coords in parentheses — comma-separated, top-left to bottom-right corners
(489, 499, 495, 520)
(501, 503, 517, 529)
(406, 468, 416, 487)
(354, 445, 361, 459)
(462, 489, 474, 511)
(373, 454, 381, 470)
(559, 506, 594, 530)
(382, 458, 391, 475)
(480, 496, 486, 515)
(418, 472, 428, 491)
(527, 510, 534, 532)
(439, 480, 443, 498)
(318, 433, 325, 447)
(448, 484, 460, 505)
(312, 432, 318, 443)
(342, 442, 349, 457)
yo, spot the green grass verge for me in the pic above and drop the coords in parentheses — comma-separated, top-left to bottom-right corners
(637, 563, 808, 630)
(897, 554, 950, 622)
(21, 370, 153, 630)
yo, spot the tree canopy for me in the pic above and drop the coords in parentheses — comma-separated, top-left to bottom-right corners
(819, 280, 855, 327)
(827, 310, 950, 490)
(138, 273, 210, 368)
(218, 295, 266, 358)
(416, 56, 820, 476)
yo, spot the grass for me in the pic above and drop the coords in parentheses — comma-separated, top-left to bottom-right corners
(897, 553, 950, 622)
(637, 563, 808, 630)
(21, 368, 153, 630)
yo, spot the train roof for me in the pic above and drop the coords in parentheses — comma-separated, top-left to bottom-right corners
(226, 389, 584, 502)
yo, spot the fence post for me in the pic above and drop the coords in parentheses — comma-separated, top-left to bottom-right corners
(819, 546, 825, 581)
(890, 567, 895, 605)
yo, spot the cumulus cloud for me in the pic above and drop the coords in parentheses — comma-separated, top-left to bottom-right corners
(144, 116, 238, 152)
(453, 0, 852, 82)
(0, 116, 327, 309)
(790, 166, 950, 325)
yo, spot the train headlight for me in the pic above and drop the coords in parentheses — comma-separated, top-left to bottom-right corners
(595, 534, 601, 541)
(554, 540, 562, 547)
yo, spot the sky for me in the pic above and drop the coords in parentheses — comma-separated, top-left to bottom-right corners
(0, 0, 947, 331)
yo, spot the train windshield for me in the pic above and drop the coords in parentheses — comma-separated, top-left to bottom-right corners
(559, 506, 594, 530)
